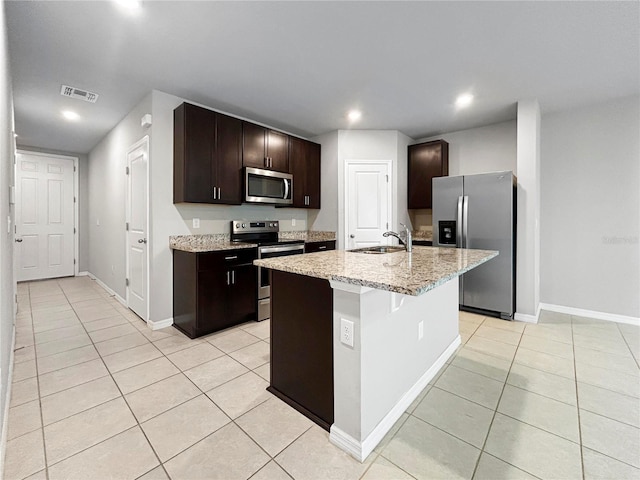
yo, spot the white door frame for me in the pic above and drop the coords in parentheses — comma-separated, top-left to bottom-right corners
(125, 136, 150, 322)
(15, 149, 79, 278)
(344, 159, 393, 250)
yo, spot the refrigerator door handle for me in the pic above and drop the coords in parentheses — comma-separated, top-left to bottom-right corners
(462, 196, 469, 248)
(456, 196, 464, 247)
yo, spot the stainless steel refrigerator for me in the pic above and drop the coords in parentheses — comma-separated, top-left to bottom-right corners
(433, 171, 516, 319)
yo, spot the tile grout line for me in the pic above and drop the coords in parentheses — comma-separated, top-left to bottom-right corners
(571, 315, 587, 480)
(53, 278, 168, 476)
(27, 282, 51, 480)
(469, 315, 530, 480)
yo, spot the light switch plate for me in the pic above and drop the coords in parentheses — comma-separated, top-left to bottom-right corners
(193, 218, 200, 228)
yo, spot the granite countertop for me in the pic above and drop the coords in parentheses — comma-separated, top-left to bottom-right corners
(169, 235, 257, 253)
(170, 231, 336, 253)
(278, 231, 336, 242)
(412, 230, 433, 242)
(254, 246, 497, 296)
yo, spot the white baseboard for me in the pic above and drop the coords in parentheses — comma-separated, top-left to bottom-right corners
(87, 272, 126, 306)
(147, 317, 173, 331)
(539, 303, 640, 326)
(330, 335, 462, 462)
(77, 271, 89, 277)
(514, 303, 541, 324)
(0, 326, 16, 477)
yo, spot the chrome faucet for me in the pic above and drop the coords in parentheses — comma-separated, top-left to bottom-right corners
(383, 223, 413, 253)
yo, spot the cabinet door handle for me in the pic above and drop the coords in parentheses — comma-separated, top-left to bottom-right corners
(264, 157, 268, 168)
(226, 271, 230, 285)
(231, 270, 235, 285)
(212, 186, 217, 200)
(224, 255, 238, 261)
(218, 187, 221, 199)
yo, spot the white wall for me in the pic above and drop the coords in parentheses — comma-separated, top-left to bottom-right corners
(88, 93, 152, 300)
(309, 131, 338, 232)
(516, 100, 541, 320)
(312, 130, 411, 249)
(0, 0, 15, 466)
(540, 95, 640, 319)
(417, 120, 517, 177)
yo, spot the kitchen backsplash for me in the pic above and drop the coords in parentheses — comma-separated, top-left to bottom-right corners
(175, 203, 309, 234)
(409, 208, 433, 231)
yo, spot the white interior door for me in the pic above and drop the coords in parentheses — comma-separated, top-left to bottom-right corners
(126, 137, 149, 321)
(15, 152, 76, 281)
(345, 161, 391, 249)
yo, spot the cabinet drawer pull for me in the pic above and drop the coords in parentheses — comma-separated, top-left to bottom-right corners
(224, 255, 238, 261)
(318, 246, 327, 250)
(226, 271, 230, 285)
(231, 270, 235, 284)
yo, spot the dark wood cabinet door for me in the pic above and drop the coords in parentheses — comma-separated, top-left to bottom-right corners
(174, 103, 215, 203)
(289, 137, 321, 209)
(267, 130, 289, 172)
(228, 264, 257, 325)
(288, 136, 307, 207)
(242, 122, 267, 169)
(408, 140, 449, 209)
(215, 113, 243, 204)
(306, 141, 321, 209)
(197, 268, 230, 335)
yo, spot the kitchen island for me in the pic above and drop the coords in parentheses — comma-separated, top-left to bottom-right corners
(254, 246, 497, 462)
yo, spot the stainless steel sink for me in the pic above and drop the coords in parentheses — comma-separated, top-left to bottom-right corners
(349, 246, 406, 254)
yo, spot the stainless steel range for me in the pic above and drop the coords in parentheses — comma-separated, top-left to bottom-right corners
(230, 220, 305, 321)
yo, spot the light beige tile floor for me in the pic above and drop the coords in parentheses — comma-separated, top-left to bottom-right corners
(4, 277, 640, 479)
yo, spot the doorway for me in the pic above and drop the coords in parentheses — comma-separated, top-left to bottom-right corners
(344, 160, 392, 250)
(15, 151, 78, 281)
(125, 136, 149, 321)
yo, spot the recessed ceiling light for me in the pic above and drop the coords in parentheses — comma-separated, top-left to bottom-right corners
(455, 93, 474, 109)
(347, 110, 362, 122)
(115, 0, 141, 13)
(62, 110, 80, 121)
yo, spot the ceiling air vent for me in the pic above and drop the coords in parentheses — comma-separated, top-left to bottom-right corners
(60, 85, 99, 103)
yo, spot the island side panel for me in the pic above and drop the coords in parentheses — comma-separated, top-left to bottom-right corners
(268, 270, 334, 430)
(331, 277, 460, 460)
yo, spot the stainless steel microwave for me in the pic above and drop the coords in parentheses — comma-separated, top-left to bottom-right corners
(244, 167, 293, 205)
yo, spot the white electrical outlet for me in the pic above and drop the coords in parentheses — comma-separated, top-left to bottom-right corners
(193, 218, 200, 228)
(340, 318, 354, 347)
(292, 218, 296, 227)
(418, 320, 424, 340)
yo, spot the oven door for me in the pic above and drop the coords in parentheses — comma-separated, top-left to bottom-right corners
(257, 243, 305, 320)
(245, 167, 293, 205)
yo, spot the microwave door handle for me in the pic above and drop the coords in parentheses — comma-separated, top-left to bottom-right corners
(283, 178, 290, 200)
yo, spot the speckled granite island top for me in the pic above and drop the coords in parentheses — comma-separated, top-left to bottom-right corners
(254, 247, 497, 296)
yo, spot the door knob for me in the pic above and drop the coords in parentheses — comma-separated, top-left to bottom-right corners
(15, 238, 22, 243)
(137, 238, 147, 244)
(350, 234, 355, 238)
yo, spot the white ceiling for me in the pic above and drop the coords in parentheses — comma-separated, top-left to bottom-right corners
(6, 1, 639, 154)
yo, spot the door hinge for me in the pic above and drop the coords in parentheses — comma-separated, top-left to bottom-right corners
(73, 259, 76, 265)
(74, 166, 76, 172)
(386, 222, 389, 229)
(126, 166, 130, 175)
(74, 227, 76, 234)
(125, 222, 129, 231)
(73, 196, 76, 203)
(126, 278, 129, 287)
(386, 174, 389, 182)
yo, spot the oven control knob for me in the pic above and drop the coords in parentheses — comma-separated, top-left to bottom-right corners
(242, 223, 246, 228)
(235, 223, 240, 229)
(270, 223, 275, 227)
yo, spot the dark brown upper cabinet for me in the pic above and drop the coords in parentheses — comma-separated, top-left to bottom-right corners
(174, 103, 242, 204)
(242, 122, 289, 172)
(289, 137, 321, 209)
(408, 140, 449, 209)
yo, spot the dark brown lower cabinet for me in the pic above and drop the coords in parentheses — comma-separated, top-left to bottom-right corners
(304, 240, 336, 253)
(268, 270, 334, 430)
(173, 248, 257, 338)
